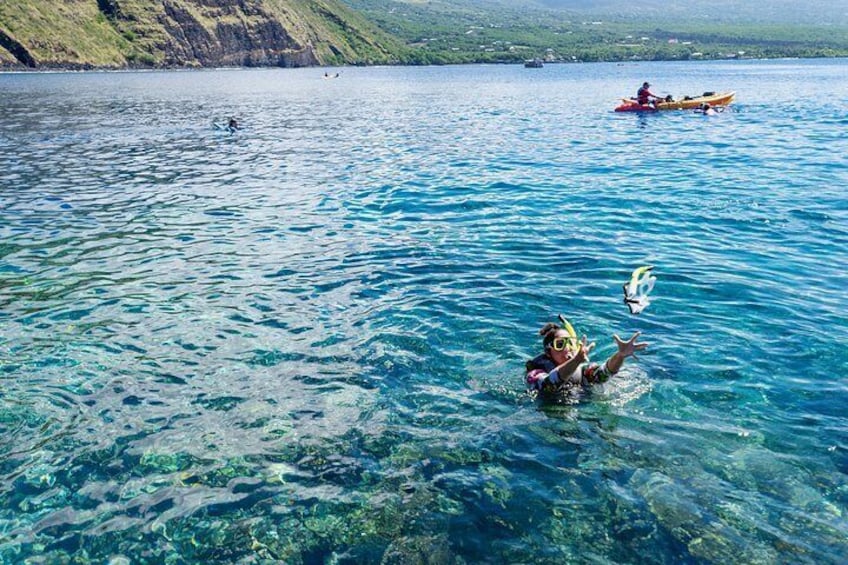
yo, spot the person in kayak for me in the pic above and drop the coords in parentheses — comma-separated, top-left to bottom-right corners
(636, 82, 662, 106)
(227, 117, 240, 133)
(525, 316, 647, 398)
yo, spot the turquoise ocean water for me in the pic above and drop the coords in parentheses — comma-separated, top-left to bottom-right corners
(1, 59, 847, 563)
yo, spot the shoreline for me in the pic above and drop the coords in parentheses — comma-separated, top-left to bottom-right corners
(1, 54, 845, 74)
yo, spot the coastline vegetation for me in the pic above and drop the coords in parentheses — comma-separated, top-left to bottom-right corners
(348, 0, 848, 65)
(0, 0, 846, 69)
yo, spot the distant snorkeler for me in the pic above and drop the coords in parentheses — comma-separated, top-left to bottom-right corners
(525, 314, 648, 399)
(213, 117, 240, 133)
(695, 103, 719, 116)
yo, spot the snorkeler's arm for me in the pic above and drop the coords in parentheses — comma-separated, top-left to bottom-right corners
(553, 338, 594, 384)
(553, 356, 582, 384)
(606, 332, 648, 374)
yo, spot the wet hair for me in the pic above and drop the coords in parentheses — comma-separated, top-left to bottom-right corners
(525, 321, 561, 371)
(539, 322, 561, 349)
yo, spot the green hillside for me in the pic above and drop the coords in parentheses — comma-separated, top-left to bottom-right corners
(344, 0, 848, 64)
(0, 0, 404, 69)
(0, 1, 129, 67)
(1, 0, 846, 69)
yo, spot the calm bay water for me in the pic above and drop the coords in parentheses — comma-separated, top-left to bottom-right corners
(1, 59, 847, 563)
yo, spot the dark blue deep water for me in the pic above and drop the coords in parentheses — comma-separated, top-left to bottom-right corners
(1, 59, 847, 564)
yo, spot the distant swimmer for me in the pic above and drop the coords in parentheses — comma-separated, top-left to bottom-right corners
(214, 117, 240, 133)
(525, 314, 648, 400)
(694, 103, 718, 116)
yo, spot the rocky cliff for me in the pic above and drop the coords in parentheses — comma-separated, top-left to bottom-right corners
(0, 0, 402, 69)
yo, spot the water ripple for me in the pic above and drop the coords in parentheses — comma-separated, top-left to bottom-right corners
(1, 61, 847, 563)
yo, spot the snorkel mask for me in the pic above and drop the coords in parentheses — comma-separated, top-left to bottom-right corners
(553, 314, 579, 353)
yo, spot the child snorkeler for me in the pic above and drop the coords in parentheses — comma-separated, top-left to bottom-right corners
(525, 315, 647, 397)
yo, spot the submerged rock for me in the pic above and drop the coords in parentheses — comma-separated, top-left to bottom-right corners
(629, 469, 778, 563)
(381, 534, 457, 565)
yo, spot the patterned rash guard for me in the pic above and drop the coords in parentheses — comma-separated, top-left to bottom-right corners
(525, 353, 615, 395)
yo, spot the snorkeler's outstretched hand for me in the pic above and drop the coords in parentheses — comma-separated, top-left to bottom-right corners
(575, 335, 596, 364)
(614, 332, 648, 359)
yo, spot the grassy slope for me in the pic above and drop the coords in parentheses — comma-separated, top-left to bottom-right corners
(265, 0, 405, 64)
(0, 0, 401, 68)
(0, 1, 129, 67)
(0, 45, 16, 64)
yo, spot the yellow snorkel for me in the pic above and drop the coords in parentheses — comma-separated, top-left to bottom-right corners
(557, 314, 579, 352)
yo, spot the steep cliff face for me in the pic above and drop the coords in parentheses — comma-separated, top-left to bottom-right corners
(0, 0, 401, 69)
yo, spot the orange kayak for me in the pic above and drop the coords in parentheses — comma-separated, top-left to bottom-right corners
(615, 91, 735, 112)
